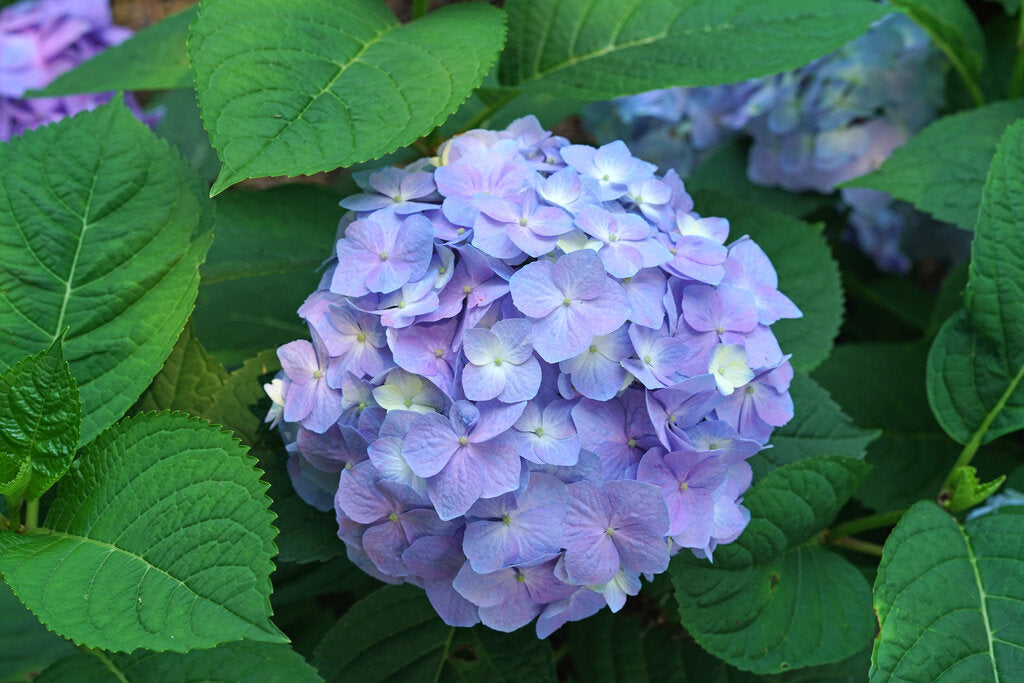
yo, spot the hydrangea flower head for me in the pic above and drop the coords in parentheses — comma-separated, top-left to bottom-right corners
(1, 0, 156, 139)
(269, 116, 801, 636)
(582, 13, 949, 274)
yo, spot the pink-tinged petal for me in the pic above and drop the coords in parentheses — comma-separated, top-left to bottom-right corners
(402, 413, 459, 478)
(535, 588, 606, 638)
(479, 590, 542, 633)
(301, 380, 346, 433)
(598, 242, 645, 278)
(337, 464, 391, 523)
(277, 340, 316, 383)
(428, 449, 485, 520)
(473, 214, 525, 259)
(362, 521, 410, 576)
(282, 380, 316, 424)
(472, 437, 523, 500)
(531, 306, 595, 363)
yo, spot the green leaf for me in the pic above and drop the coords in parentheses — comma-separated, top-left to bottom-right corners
(152, 88, 221, 183)
(688, 139, 832, 219)
(0, 337, 81, 501)
(36, 641, 320, 682)
(673, 456, 873, 675)
(30, 7, 196, 96)
(691, 191, 843, 372)
(814, 342, 963, 511)
(0, 453, 32, 511)
(947, 466, 1007, 513)
(890, 0, 986, 105)
(846, 99, 1024, 230)
(205, 350, 341, 563)
(928, 120, 1024, 445)
(750, 372, 878, 480)
(499, 0, 887, 99)
(0, 582, 75, 682)
(568, 610, 663, 682)
(871, 501, 1024, 681)
(203, 186, 341, 283)
(313, 584, 453, 682)
(193, 186, 340, 365)
(440, 627, 557, 683)
(0, 412, 285, 652)
(0, 99, 214, 447)
(133, 322, 228, 415)
(189, 0, 507, 195)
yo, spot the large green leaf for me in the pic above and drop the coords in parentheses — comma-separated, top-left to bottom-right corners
(815, 342, 962, 510)
(0, 99, 214, 447)
(872, 502, 1024, 681)
(750, 372, 878, 480)
(846, 100, 1024, 230)
(202, 186, 341, 283)
(0, 412, 285, 652)
(890, 0, 986, 105)
(0, 337, 80, 502)
(205, 350, 341, 563)
(192, 185, 340, 365)
(692, 191, 843, 372)
(313, 584, 453, 682)
(928, 120, 1024, 445)
(0, 582, 75, 682)
(36, 641, 320, 682)
(499, 0, 887, 99)
(673, 456, 873, 675)
(190, 0, 507, 194)
(30, 7, 196, 96)
(312, 584, 557, 682)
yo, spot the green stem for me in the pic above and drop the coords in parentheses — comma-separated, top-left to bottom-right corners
(1010, 10, 1024, 99)
(828, 536, 885, 558)
(80, 646, 129, 683)
(827, 508, 908, 541)
(0, 513, 8, 531)
(24, 499, 38, 532)
(941, 361, 1024, 495)
(457, 91, 518, 134)
(411, 0, 428, 20)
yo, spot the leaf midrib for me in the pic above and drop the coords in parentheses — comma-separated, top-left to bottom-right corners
(958, 526, 999, 680)
(52, 156, 102, 343)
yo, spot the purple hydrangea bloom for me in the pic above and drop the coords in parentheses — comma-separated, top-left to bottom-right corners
(509, 249, 630, 363)
(268, 115, 801, 635)
(0, 0, 160, 139)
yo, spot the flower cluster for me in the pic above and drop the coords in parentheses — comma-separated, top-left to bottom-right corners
(0, 0, 154, 140)
(267, 116, 801, 637)
(582, 13, 948, 273)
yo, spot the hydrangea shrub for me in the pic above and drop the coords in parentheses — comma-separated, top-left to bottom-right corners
(266, 116, 801, 635)
(2, 0, 1024, 680)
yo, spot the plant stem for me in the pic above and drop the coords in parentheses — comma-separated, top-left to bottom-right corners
(1011, 9, 1024, 98)
(411, 0, 428, 20)
(828, 536, 885, 558)
(80, 646, 129, 683)
(457, 91, 518, 134)
(24, 499, 38, 531)
(0, 513, 8, 531)
(941, 361, 1024, 495)
(827, 508, 908, 541)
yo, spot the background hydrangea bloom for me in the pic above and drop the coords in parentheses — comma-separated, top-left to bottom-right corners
(581, 13, 951, 274)
(0, 0, 156, 140)
(268, 115, 801, 636)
